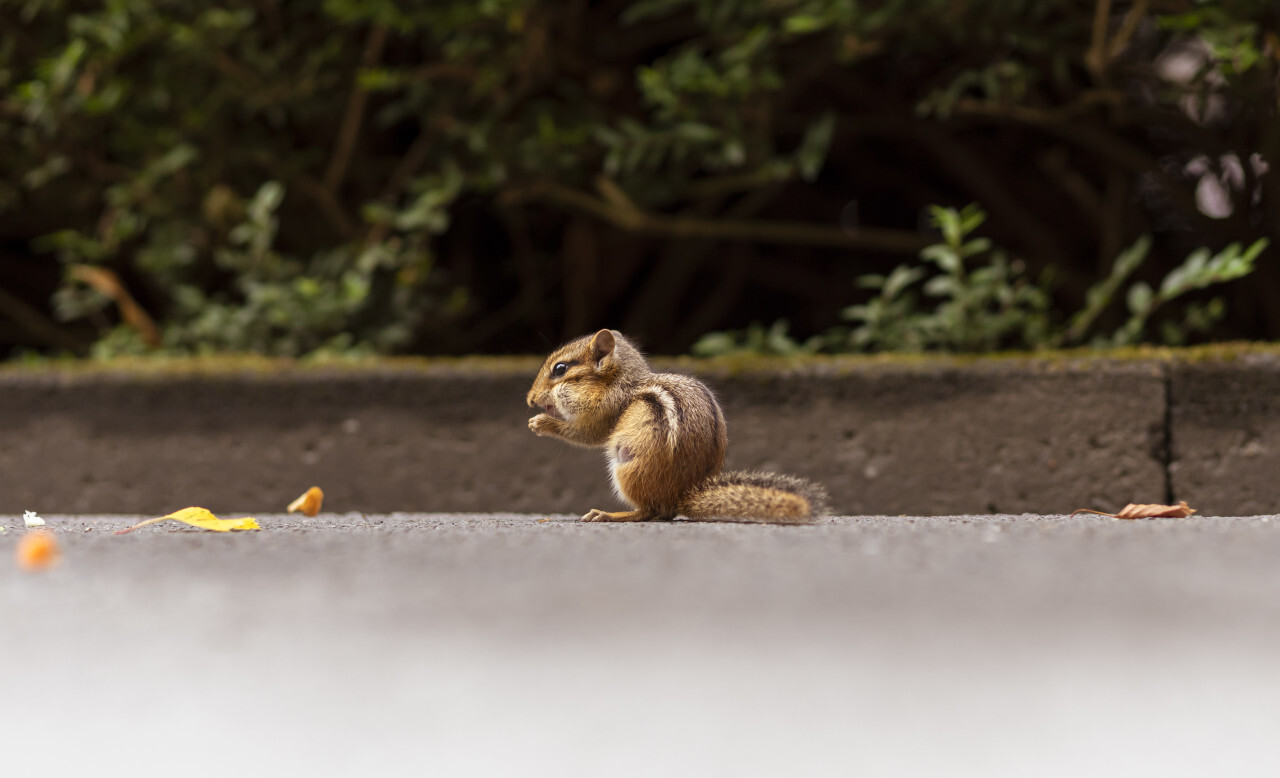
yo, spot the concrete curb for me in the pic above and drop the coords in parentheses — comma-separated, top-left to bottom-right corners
(2, 347, 1277, 515)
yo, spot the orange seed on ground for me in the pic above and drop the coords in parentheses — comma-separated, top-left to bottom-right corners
(17, 530, 60, 571)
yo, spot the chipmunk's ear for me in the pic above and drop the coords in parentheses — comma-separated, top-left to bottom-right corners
(589, 329, 616, 363)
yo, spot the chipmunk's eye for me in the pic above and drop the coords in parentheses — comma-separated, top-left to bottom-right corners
(551, 362, 569, 378)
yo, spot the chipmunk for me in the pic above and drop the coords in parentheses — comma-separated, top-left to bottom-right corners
(526, 329, 829, 523)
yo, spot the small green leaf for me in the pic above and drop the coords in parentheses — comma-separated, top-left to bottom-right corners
(783, 15, 825, 34)
(1127, 282, 1154, 315)
(796, 112, 836, 182)
(882, 266, 925, 298)
(960, 237, 992, 258)
(921, 245, 961, 274)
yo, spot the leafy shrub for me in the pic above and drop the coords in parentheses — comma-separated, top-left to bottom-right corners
(0, 1, 1275, 357)
(694, 204, 1267, 355)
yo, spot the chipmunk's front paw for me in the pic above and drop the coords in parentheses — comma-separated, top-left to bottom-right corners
(529, 414, 558, 436)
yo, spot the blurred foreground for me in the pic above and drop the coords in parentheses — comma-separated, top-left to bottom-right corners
(4, 513, 1277, 776)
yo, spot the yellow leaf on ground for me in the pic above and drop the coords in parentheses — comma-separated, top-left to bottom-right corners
(1069, 501, 1197, 520)
(286, 486, 324, 517)
(115, 507, 261, 535)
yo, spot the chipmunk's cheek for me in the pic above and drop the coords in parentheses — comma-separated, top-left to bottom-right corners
(547, 387, 574, 421)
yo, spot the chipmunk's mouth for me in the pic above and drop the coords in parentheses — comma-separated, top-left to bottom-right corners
(542, 403, 563, 420)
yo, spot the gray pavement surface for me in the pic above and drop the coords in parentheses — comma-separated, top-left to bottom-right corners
(4, 513, 1279, 776)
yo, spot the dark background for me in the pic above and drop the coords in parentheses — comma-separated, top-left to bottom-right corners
(0, 0, 1275, 357)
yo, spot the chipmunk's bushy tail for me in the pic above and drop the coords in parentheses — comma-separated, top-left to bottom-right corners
(679, 470, 829, 523)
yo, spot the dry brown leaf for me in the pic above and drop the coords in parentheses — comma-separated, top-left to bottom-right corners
(69, 264, 161, 346)
(287, 486, 324, 517)
(1070, 501, 1197, 520)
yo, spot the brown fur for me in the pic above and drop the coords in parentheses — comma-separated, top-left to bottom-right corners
(527, 329, 828, 523)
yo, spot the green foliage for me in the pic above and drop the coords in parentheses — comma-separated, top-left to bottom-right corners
(841, 205, 1054, 353)
(691, 319, 821, 357)
(4, 1, 481, 356)
(0, 0, 1275, 357)
(694, 205, 1268, 356)
(1159, 7, 1268, 77)
(1111, 238, 1265, 348)
(44, 176, 445, 358)
(3, 0, 860, 356)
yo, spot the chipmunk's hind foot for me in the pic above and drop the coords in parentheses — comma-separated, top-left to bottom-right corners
(581, 508, 675, 522)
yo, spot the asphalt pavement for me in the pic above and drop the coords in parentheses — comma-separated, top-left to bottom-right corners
(3, 513, 1279, 776)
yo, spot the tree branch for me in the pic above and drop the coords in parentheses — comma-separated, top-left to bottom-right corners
(1086, 0, 1113, 84)
(324, 23, 388, 195)
(253, 153, 357, 239)
(1109, 0, 1150, 61)
(950, 92, 1123, 124)
(942, 105, 1227, 241)
(1085, 0, 1150, 84)
(364, 127, 438, 246)
(0, 285, 87, 353)
(502, 181, 928, 254)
